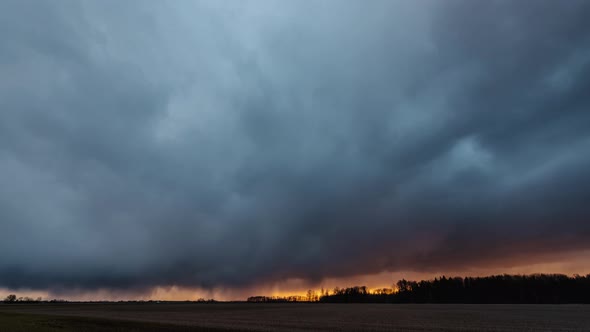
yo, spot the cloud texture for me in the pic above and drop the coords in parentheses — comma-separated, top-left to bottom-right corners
(1, 0, 590, 291)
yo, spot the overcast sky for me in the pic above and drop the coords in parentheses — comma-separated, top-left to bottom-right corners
(1, 0, 590, 297)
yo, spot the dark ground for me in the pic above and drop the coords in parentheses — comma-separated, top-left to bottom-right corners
(1, 303, 590, 331)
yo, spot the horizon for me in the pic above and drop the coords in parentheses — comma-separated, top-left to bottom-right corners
(4, 270, 590, 302)
(2, 0, 590, 304)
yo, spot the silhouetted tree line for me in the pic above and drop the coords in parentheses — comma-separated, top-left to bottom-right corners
(1, 295, 222, 304)
(247, 290, 322, 303)
(2, 294, 45, 303)
(195, 298, 217, 303)
(322, 286, 390, 303)
(247, 295, 310, 303)
(319, 274, 590, 304)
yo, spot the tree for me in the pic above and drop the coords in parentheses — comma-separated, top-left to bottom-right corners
(306, 289, 315, 302)
(4, 294, 17, 303)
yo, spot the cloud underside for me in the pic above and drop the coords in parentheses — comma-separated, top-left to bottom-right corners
(1, 0, 590, 291)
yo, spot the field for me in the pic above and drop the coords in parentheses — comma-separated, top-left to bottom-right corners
(1, 303, 590, 331)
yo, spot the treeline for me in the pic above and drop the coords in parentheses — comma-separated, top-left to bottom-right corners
(248, 290, 321, 303)
(320, 274, 590, 304)
(2, 294, 65, 303)
(247, 296, 306, 303)
(1, 294, 220, 304)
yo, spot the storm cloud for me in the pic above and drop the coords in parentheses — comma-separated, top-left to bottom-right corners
(1, 0, 590, 292)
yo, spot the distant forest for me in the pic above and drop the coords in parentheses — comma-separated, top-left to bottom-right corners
(248, 274, 590, 304)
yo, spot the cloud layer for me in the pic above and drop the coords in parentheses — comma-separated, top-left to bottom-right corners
(1, 0, 590, 291)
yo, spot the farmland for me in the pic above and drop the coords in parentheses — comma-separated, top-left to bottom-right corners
(1, 303, 589, 331)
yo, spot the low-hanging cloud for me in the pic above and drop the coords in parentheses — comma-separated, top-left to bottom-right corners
(1, 0, 590, 292)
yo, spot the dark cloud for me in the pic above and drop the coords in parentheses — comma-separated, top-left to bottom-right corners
(1, 0, 590, 291)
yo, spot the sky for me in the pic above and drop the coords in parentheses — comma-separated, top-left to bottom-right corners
(1, 0, 590, 301)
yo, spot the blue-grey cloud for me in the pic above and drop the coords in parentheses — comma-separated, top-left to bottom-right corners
(1, 0, 590, 291)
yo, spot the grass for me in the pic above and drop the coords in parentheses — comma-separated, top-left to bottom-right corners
(0, 312, 232, 332)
